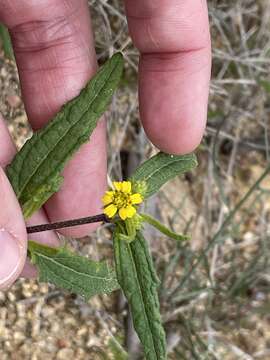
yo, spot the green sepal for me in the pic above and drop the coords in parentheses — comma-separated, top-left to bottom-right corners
(114, 214, 143, 243)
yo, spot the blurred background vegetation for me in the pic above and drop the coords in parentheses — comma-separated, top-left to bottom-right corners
(0, 0, 270, 359)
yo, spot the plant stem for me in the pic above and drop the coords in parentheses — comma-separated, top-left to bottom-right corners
(26, 214, 110, 234)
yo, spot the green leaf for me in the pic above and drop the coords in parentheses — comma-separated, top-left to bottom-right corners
(131, 152, 197, 199)
(113, 229, 167, 360)
(7, 53, 124, 219)
(0, 23, 14, 60)
(140, 213, 189, 241)
(28, 240, 119, 300)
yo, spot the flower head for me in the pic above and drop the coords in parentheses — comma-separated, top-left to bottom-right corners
(102, 181, 143, 220)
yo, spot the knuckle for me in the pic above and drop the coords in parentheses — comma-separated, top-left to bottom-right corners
(11, 16, 76, 54)
(126, 1, 210, 54)
(0, 0, 81, 54)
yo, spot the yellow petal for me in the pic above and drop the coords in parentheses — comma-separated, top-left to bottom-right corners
(113, 181, 122, 191)
(119, 207, 128, 220)
(102, 191, 114, 205)
(125, 205, 136, 218)
(104, 204, 117, 218)
(130, 193, 143, 205)
(121, 181, 131, 193)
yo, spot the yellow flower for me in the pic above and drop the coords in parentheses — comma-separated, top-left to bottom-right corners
(102, 181, 143, 220)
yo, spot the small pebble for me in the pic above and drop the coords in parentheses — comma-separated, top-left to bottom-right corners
(56, 348, 75, 359)
(6, 94, 20, 108)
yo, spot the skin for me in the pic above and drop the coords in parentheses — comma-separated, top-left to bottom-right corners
(0, 0, 211, 289)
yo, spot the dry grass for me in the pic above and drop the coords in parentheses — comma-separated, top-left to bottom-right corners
(0, 0, 270, 359)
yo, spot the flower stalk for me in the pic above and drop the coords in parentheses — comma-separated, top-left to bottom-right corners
(26, 214, 109, 234)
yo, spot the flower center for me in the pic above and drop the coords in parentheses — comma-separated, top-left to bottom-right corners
(113, 191, 131, 209)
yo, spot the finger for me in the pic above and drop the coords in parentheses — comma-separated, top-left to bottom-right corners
(0, 120, 15, 167)
(0, 115, 58, 279)
(0, 166, 27, 290)
(0, 116, 58, 246)
(0, 0, 107, 237)
(124, 0, 211, 154)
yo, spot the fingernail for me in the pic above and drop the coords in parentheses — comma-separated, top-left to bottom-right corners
(0, 228, 22, 287)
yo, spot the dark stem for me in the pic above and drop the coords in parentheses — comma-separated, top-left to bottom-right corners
(26, 214, 110, 234)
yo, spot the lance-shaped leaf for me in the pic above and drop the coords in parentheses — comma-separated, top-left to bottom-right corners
(28, 241, 119, 300)
(113, 229, 167, 360)
(6, 53, 124, 219)
(131, 152, 197, 199)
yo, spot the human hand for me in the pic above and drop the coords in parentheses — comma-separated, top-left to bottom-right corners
(0, 165, 27, 290)
(0, 0, 211, 289)
(0, 117, 59, 289)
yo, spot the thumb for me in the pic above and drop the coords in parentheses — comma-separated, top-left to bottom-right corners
(0, 167, 27, 290)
